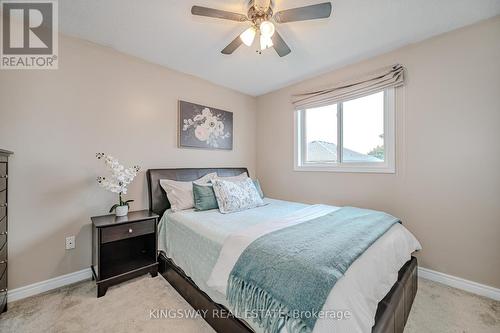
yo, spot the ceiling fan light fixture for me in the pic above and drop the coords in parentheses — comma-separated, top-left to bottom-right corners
(260, 33, 273, 50)
(240, 26, 257, 46)
(259, 20, 275, 38)
(192, 1, 333, 57)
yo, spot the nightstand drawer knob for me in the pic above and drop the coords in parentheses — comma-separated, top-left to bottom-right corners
(128, 228, 133, 234)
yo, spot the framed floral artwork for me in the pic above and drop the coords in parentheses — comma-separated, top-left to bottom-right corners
(178, 101, 233, 150)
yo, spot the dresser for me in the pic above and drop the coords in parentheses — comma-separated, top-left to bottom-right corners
(0, 149, 12, 313)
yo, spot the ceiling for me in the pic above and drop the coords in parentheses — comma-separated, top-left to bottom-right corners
(59, 0, 500, 96)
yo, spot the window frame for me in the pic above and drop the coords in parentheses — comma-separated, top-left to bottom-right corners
(294, 88, 395, 173)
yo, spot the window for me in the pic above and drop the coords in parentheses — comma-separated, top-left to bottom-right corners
(295, 89, 395, 173)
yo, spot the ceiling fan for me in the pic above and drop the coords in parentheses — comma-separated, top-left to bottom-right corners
(191, 0, 332, 57)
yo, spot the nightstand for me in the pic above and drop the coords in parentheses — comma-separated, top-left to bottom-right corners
(91, 210, 159, 297)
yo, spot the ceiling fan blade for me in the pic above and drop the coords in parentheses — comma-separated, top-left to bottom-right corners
(272, 31, 291, 57)
(191, 6, 247, 22)
(221, 35, 243, 55)
(274, 2, 332, 23)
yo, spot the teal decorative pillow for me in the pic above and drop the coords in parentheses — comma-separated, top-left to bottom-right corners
(253, 179, 264, 198)
(193, 183, 219, 211)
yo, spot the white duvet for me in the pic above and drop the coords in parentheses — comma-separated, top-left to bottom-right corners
(158, 199, 421, 333)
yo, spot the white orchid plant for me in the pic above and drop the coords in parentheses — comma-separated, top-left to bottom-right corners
(96, 153, 140, 213)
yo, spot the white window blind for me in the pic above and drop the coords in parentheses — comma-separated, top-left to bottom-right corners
(292, 64, 405, 110)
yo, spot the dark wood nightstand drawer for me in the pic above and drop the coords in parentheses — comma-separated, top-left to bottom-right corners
(0, 178, 5, 192)
(101, 219, 155, 244)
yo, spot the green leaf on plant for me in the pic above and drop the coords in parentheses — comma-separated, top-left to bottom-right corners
(109, 204, 119, 213)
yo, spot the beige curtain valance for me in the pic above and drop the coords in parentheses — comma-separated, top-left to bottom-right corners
(291, 64, 405, 109)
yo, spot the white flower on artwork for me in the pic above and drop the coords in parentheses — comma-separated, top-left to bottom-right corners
(195, 125, 209, 141)
(202, 108, 212, 117)
(183, 107, 231, 147)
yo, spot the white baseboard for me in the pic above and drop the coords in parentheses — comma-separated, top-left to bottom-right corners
(7, 268, 92, 303)
(6, 266, 500, 304)
(418, 267, 500, 301)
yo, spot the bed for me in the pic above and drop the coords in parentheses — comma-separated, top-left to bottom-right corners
(147, 168, 420, 333)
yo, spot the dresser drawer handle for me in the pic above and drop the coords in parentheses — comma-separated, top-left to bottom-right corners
(0, 289, 6, 293)
(0, 260, 6, 264)
(0, 203, 6, 208)
(128, 228, 133, 234)
(0, 175, 6, 179)
(0, 231, 6, 235)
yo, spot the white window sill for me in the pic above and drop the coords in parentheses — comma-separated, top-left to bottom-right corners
(294, 164, 395, 174)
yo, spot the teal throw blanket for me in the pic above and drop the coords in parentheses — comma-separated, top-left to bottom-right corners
(227, 207, 399, 333)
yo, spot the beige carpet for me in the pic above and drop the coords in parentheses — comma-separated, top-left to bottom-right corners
(0, 275, 498, 333)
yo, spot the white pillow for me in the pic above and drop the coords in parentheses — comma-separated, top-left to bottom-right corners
(160, 173, 216, 212)
(212, 178, 265, 214)
(214, 172, 248, 182)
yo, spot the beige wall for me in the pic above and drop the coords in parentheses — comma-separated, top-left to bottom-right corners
(0, 36, 257, 289)
(1, 17, 499, 291)
(256, 17, 500, 288)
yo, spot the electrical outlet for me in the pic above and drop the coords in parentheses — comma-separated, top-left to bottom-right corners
(65, 236, 75, 250)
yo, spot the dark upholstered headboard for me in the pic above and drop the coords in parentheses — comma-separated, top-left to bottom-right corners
(146, 168, 249, 216)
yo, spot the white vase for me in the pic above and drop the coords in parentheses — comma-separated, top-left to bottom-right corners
(115, 205, 129, 217)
